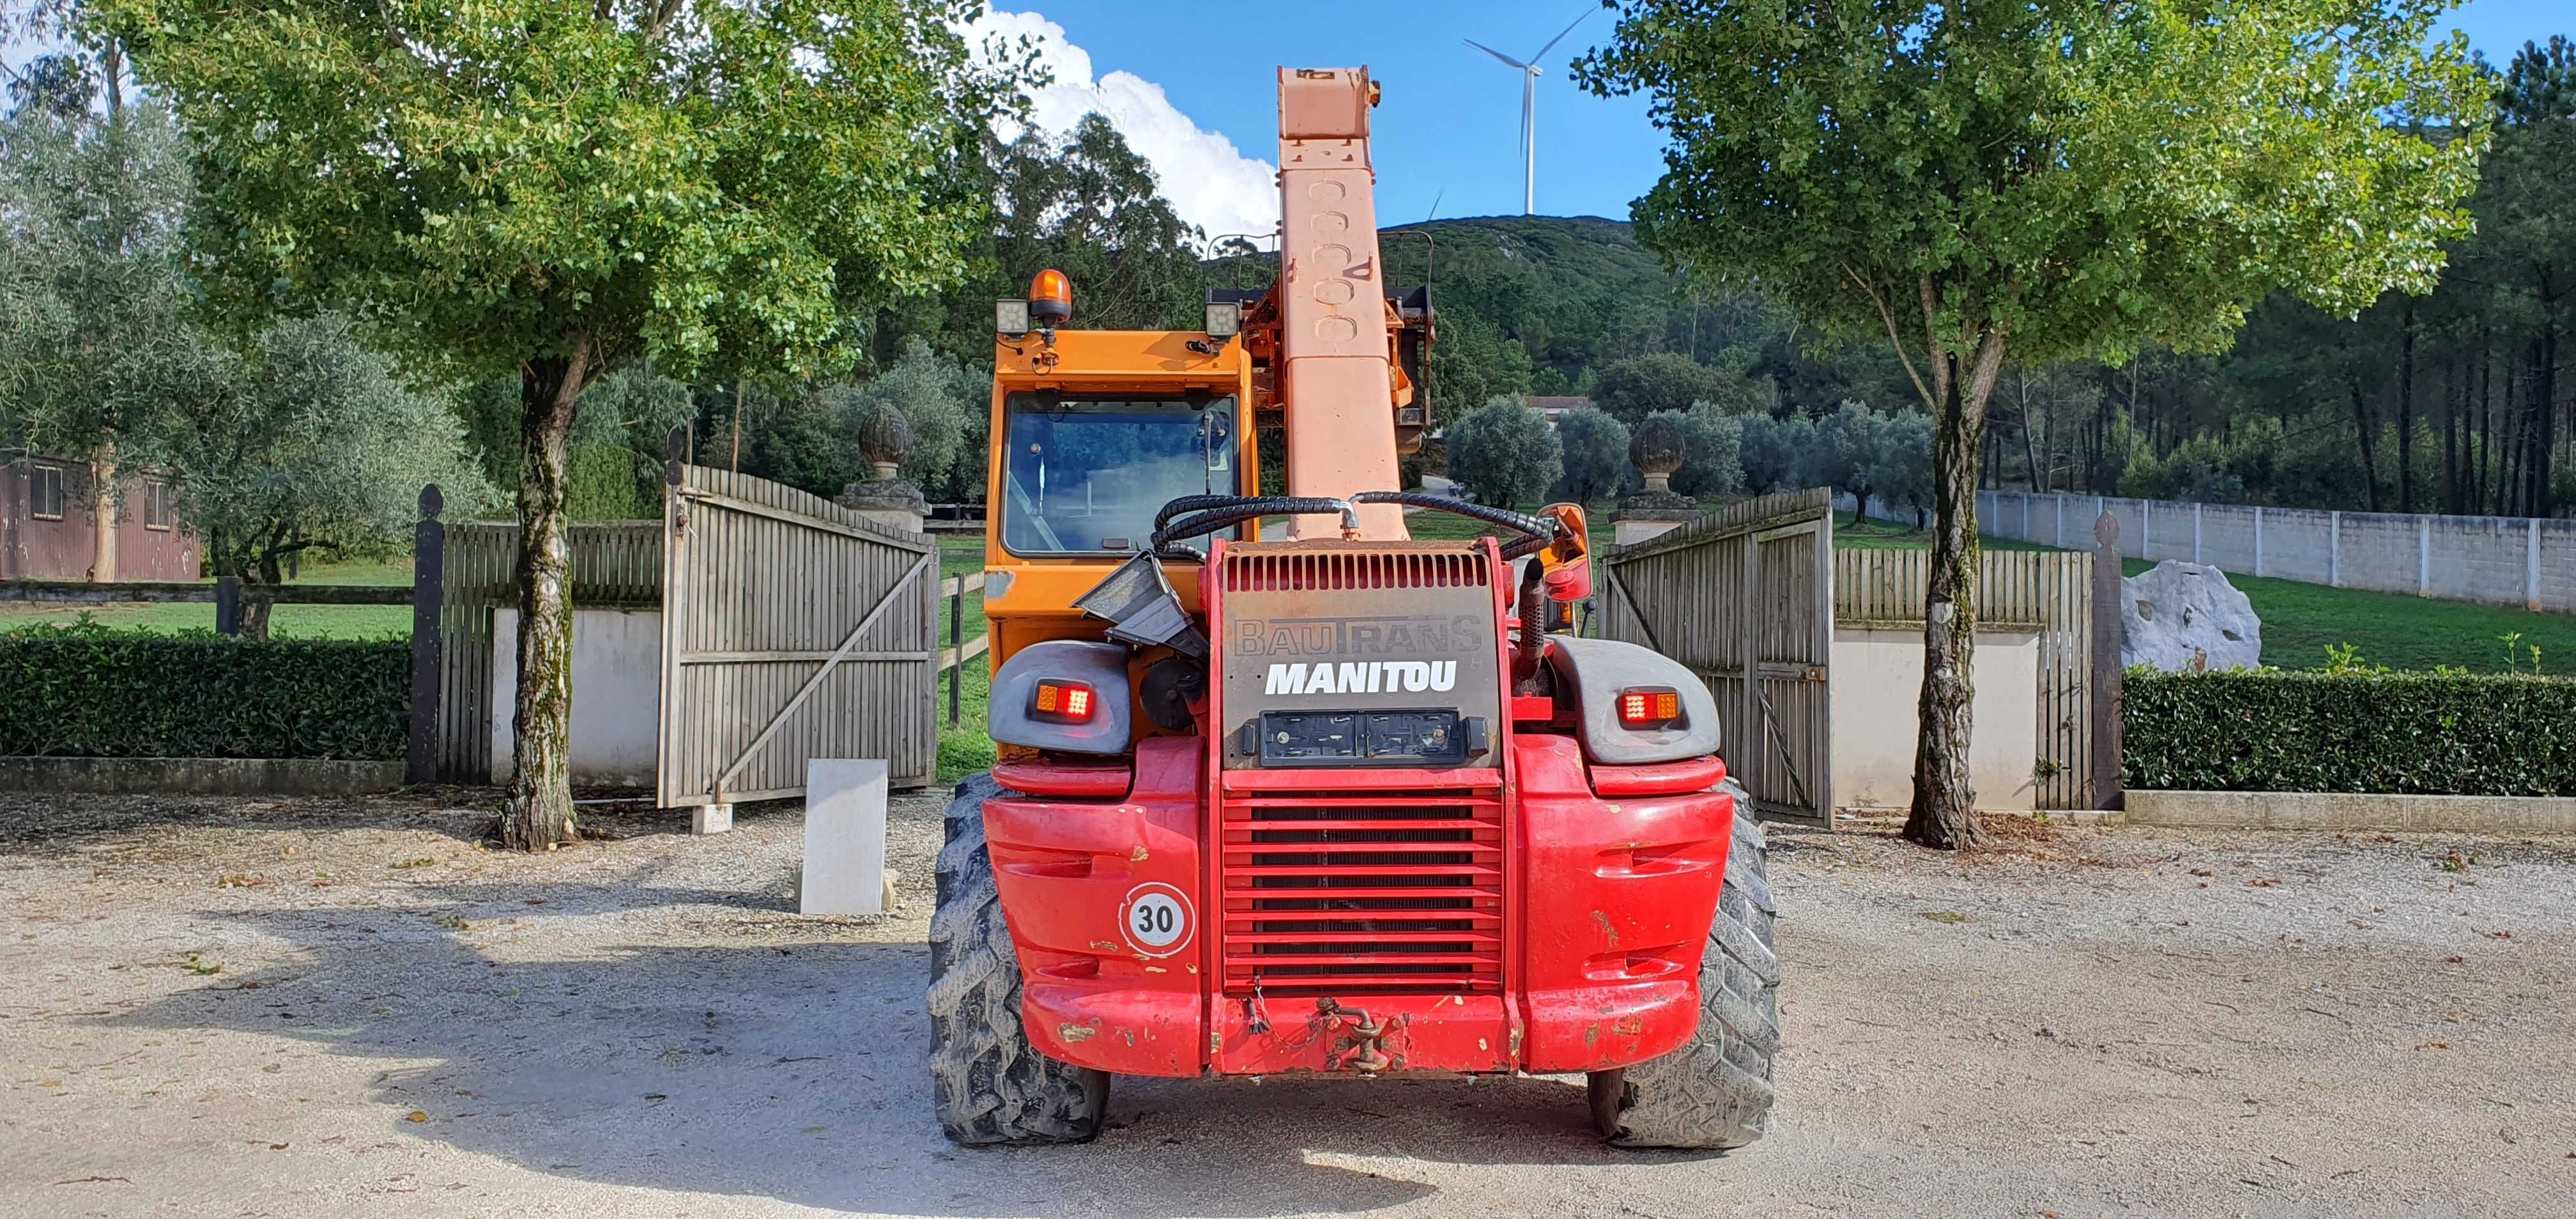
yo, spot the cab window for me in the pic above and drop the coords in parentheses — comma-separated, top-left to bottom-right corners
(1000, 394, 1238, 556)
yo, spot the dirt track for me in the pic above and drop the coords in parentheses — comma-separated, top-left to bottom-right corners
(3, 791, 2573, 1218)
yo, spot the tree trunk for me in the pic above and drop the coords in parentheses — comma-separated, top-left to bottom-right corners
(88, 444, 118, 582)
(1905, 342, 2000, 852)
(2397, 302, 2416, 514)
(2534, 277, 2557, 518)
(2345, 378, 2382, 512)
(2442, 355, 2461, 515)
(501, 337, 594, 852)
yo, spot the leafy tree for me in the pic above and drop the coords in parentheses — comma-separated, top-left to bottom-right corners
(1871, 411, 1938, 527)
(1582, 0, 2489, 848)
(153, 316, 500, 636)
(1424, 310, 1536, 431)
(754, 340, 983, 503)
(1675, 401, 1745, 498)
(112, 0, 1025, 848)
(1738, 413, 1817, 494)
(0, 91, 194, 576)
(878, 113, 1209, 370)
(1592, 351, 1727, 424)
(1554, 406, 1632, 503)
(1813, 402, 1892, 523)
(1445, 398, 1562, 509)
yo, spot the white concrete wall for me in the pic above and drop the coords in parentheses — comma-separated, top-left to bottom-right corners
(490, 608, 661, 788)
(1830, 626, 2043, 812)
(1979, 491, 2576, 613)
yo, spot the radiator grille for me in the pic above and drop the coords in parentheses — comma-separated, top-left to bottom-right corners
(1222, 548, 1487, 592)
(1218, 788, 1506, 995)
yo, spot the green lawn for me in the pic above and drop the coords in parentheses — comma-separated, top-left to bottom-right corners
(0, 556, 413, 638)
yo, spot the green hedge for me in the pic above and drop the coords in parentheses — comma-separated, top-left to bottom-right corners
(0, 624, 406, 760)
(2124, 669, 2576, 795)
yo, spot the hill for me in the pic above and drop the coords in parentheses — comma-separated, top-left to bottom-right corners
(1216, 215, 1910, 418)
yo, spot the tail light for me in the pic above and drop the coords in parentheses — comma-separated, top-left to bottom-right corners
(1617, 687, 1683, 728)
(1032, 679, 1096, 723)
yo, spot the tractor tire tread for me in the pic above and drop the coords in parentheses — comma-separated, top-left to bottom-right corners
(1594, 778, 1780, 1150)
(928, 773, 1109, 1146)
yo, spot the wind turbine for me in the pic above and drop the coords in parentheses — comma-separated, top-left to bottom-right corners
(1464, 5, 1597, 215)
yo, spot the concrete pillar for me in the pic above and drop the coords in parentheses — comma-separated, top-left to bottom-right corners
(2530, 519, 2543, 612)
(2418, 518, 2431, 597)
(2329, 511, 2341, 587)
(693, 802, 735, 835)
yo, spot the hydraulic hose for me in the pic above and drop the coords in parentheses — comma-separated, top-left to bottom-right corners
(1348, 491, 1558, 543)
(1149, 496, 1360, 550)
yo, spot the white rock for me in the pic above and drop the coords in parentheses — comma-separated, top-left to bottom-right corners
(2121, 561, 2260, 672)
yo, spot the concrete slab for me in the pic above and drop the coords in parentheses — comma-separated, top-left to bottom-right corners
(2124, 789, 2576, 836)
(800, 759, 887, 916)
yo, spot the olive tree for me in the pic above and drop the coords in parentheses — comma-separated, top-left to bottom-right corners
(111, 0, 1024, 848)
(1553, 406, 1632, 504)
(151, 316, 500, 636)
(1445, 398, 1563, 509)
(1581, 0, 2488, 848)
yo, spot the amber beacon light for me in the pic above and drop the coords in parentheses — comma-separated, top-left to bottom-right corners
(1029, 268, 1073, 328)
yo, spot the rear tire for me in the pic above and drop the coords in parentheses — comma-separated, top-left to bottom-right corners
(928, 772, 1110, 1146)
(1590, 778, 1780, 1149)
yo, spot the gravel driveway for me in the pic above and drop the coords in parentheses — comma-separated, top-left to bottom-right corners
(3, 791, 2572, 1218)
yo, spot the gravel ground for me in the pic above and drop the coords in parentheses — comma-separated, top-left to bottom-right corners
(3, 790, 2573, 1218)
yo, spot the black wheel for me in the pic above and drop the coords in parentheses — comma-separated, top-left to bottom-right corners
(927, 772, 1110, 1146)
(1590, 778, 1780, 1149)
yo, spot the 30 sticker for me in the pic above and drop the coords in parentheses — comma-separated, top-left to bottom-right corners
(1117, 882, 1193, 957)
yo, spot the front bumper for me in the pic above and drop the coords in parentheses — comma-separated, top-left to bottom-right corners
(982, 733, 1733, 1077)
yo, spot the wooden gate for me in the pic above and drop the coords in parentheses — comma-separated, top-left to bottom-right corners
(656, 465, 937, 806)
(1597, 489, 1835, 826)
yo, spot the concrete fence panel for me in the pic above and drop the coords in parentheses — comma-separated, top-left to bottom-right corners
(1979, 492, 2573, 613)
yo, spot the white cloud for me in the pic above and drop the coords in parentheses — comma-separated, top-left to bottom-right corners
(969, 10, 1279, 245)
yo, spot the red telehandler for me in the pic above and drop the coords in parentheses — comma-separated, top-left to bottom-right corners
(929, 66, 1779, 1149)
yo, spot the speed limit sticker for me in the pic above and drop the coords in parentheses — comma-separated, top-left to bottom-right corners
(1117, 882, 1193, 958)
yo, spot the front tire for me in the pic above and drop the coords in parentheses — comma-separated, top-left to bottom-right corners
(1590, 778, 1780, 1149)
(927, 772, 1109, 1146)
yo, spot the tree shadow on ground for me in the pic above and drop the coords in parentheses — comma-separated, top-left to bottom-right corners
(88, 903, 1724, 1216)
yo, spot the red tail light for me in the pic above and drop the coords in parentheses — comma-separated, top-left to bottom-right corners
(1032, 680, 1095, 723)
(1617, 687, 1683, 728)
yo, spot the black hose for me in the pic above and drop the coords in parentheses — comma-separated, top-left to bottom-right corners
(1153, 494, 1257, 535)
(1349, 491, 1558, 542)
(1150, 496, 1359, 549)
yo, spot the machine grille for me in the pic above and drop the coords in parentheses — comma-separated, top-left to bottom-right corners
(1218, 786, 1506, 995)
(1222, 548, 1487, 593)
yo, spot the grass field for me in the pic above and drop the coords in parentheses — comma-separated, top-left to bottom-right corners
(0, 557, 413, 638)
(1823, 510, 2575, 673)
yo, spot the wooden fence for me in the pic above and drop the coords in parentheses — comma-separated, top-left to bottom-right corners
(939, 571, 988, 726)
(1834, 548, 2097, 809)
(1598, 489, 1837, 825)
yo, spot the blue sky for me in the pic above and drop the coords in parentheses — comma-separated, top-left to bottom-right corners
(4, 1, 2566, 237)
(992, 0, 2570, 234)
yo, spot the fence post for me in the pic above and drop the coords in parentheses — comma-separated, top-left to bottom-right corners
(2090, 511, 2123, 810)
(214, 576, 241, 636)
(408, 484, 446, 786)
(2529, 519, 2543, 612)
(2253, 506, 2264, 577)
(947, 578, 964, 728)
(2418, 518, 2431, 597)
(2328, 510, 2342, 586)
(2193, 502, 2203, 564)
